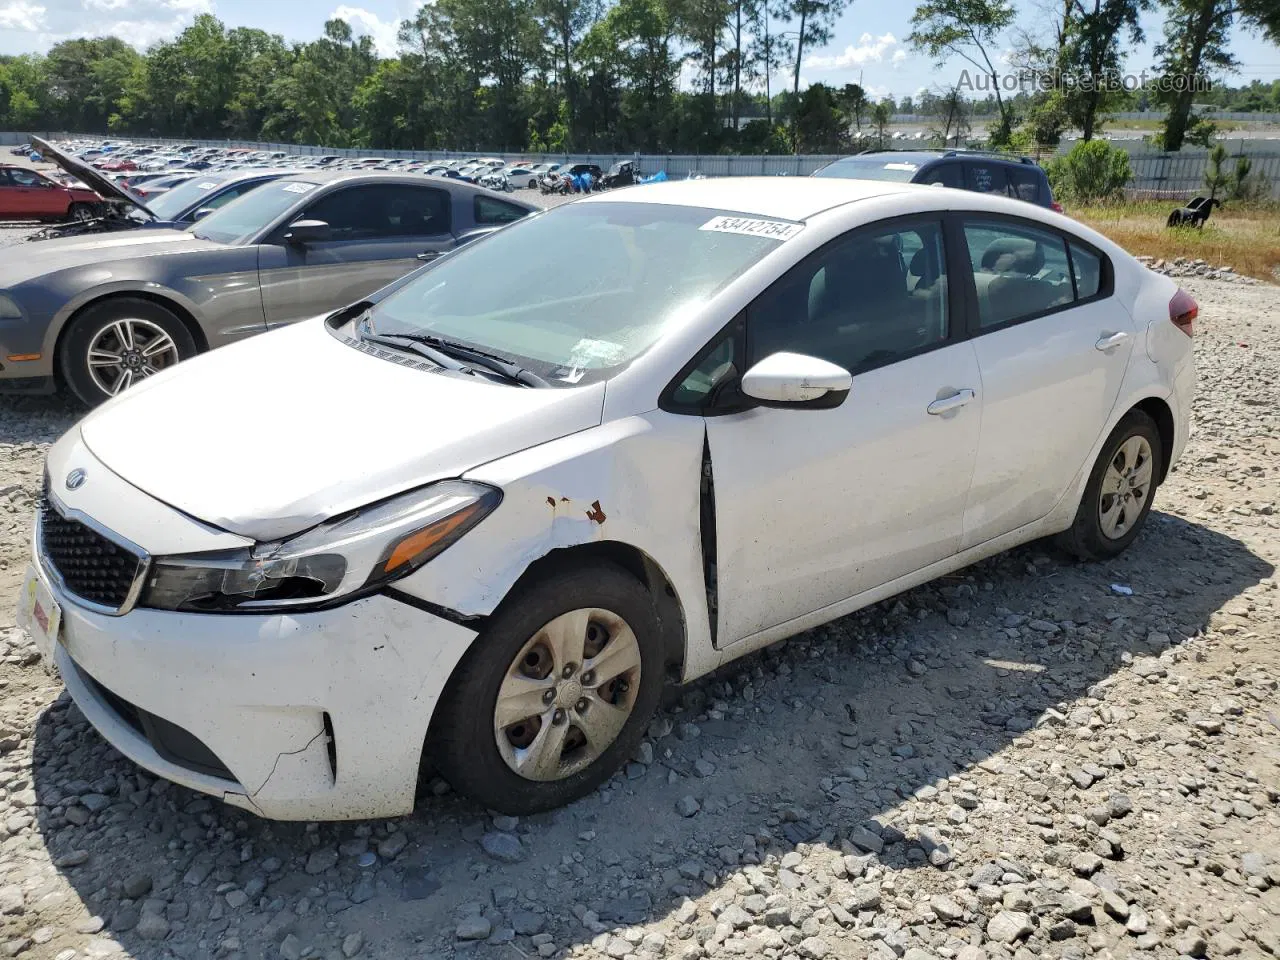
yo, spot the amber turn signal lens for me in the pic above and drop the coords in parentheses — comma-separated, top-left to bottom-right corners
(381, 501, 489, 575)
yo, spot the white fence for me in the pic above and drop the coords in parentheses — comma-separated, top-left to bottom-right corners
(9, 131, 1279, 196)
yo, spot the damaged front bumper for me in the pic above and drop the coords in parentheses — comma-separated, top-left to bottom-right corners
(42, 572, 477, 821)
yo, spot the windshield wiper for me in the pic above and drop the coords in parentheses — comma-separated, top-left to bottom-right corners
(361, 325, 550, 388)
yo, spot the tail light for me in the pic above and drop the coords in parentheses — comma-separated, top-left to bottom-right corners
(1169, 287, 1197, 337)
(1051, 201, 1064, 214)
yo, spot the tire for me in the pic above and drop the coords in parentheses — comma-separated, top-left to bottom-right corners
(431, 563, 665, 814)
(528, 178, 537, 190)
(68, 202, 94, 222)
(1057, 410, 1163, 560)
(59, 297, 198, 407)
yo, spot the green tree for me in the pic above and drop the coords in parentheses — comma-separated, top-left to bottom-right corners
(910, 0, 1017, 144)
(793, 81, 843, 151)
(1203, 141, 1229, 198)
(1153, 0, 1235, 151)
(1044, 137, 1130, 201)
(871, 99, 892, 148)
(1060, 0, 1148, 141)
(777, 0, 852, 100)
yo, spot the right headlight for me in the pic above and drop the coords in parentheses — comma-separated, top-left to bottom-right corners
(140, 480, 501, 613)
(0, 293, 24, 320)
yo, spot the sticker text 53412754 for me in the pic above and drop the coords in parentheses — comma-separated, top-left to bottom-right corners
(700, 216, 804, 241)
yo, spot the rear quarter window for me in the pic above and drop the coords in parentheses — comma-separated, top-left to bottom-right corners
(475, 195, 529, 226)
(1006, 167, 1042, 204)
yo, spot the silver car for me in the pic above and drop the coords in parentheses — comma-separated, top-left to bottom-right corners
(0, 171, 535, 405)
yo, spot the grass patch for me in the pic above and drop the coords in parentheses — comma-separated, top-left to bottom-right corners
(1070, 201, 1280, 282)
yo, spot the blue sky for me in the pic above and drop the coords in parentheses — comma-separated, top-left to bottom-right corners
(2, 0, 1277, 103)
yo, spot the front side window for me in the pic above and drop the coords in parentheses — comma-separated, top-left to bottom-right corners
(8, 168, 46, 187)
(357, 202, 788, 385)
(963, 219, 1073, 328)
(303, 184, 451, 240)
(747, 219, 950, 375)
(917, 163, 962, 188)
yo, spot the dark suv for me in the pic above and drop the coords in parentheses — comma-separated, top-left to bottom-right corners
(813, 150, 1062, 212)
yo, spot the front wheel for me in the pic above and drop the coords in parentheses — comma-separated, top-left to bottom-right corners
(1057, 410, 1163, 560)
(59, 298, 198, 407)
(68, 202, 95, 222)
(431, 564, 665, 813)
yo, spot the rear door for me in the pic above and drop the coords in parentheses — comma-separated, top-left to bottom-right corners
(957, 214, 1133, 549)
(258, 183, 455, 327)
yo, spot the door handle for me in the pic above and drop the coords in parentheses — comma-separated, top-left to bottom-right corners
(1095, 331, 1131, 351)
(927, 388, 976, 415)
(416, 251, 440, 261)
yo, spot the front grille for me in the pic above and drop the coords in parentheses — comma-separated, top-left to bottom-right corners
(39, 496, 144, 611)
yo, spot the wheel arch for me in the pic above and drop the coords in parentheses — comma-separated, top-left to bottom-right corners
(417, 539, 687, 792)
(1131, 395, 1175, 485)
(53, 289, 209, 382)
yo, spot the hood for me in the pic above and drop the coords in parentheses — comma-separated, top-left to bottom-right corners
(33, 137, 156, 219)
(79, 319, 607, 541)
(0, 229, 227, 286)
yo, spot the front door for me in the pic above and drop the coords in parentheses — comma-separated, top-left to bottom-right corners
(957, 216, 1135, 548)
(258, 183, 456, 327)
(702, 216, 984, 645)
(5, 168, 60, 217)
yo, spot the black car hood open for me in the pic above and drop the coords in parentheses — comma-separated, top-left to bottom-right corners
(32, 137, 156, 220)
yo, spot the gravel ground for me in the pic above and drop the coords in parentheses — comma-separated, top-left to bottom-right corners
(0, 257, 1277, 959)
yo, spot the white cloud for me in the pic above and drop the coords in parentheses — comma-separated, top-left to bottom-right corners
(0, 0, 48, 31)
(892, 49, 907, 65)
(804, 32, 903, 71)
(331, 4, 398, 56)
(0, 0, 212, 53)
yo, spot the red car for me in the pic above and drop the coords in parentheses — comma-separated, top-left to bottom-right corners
(0, 165, 101, 222)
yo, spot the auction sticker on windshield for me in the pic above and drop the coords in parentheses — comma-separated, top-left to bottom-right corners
(700, 216, 803, 241)
(282, 182, 317, 194)
(16, 564, 61, 668)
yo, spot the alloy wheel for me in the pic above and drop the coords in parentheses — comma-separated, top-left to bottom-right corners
(1098, 435, 1153, 540)
(86, 318, 181, 397)
(494, 607, 642, 782)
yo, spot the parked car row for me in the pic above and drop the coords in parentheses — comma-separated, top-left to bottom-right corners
(11, 150, 1194, 824)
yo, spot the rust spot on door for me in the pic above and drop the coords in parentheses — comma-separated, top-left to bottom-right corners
(546, 496, 556, 508)
(586, 500, 607, 524)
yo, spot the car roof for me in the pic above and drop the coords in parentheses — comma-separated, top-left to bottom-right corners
(829, 150, 1039, 168)
(578, 175, 911, 221)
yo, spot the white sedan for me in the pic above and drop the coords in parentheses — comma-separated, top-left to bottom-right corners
(19, 177, 1195, 820)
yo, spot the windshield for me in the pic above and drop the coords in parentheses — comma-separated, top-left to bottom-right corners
(360, 202, 793, 385)
(191, 179, 316, 244)
(814, 158, 921, 182)
(144, 176, 225, 219)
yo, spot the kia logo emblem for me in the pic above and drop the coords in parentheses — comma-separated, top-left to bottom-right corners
(65, 469, 87, 491)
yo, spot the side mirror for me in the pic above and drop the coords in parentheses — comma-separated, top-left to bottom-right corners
(192, 207, 215, 221)
(740, 352, 852, 409)
(283, 219, 331, 244)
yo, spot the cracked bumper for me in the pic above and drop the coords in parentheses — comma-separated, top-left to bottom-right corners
(42, 571, 478, 820)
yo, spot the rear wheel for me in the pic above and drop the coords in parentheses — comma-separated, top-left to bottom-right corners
(60, 298, 198, 407)
(431, 564, 664, 813)
(1057, 410, 1162, 560)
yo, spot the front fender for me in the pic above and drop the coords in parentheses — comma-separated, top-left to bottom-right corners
(392, 410, 714, 679)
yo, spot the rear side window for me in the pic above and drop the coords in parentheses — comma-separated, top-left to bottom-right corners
(7, 168, 44, 187)
(1006, 167, 1041, 204)
(474, 195, 528, 226)
(917, 162, 962, 188)
(963, 219, 1073, 328)
(965, 162, 1007, 195)
(1070, 242, 1102, 298)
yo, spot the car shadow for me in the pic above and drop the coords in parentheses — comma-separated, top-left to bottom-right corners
(0, 396, 81, 447)
(29, 508, 1273, 960)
